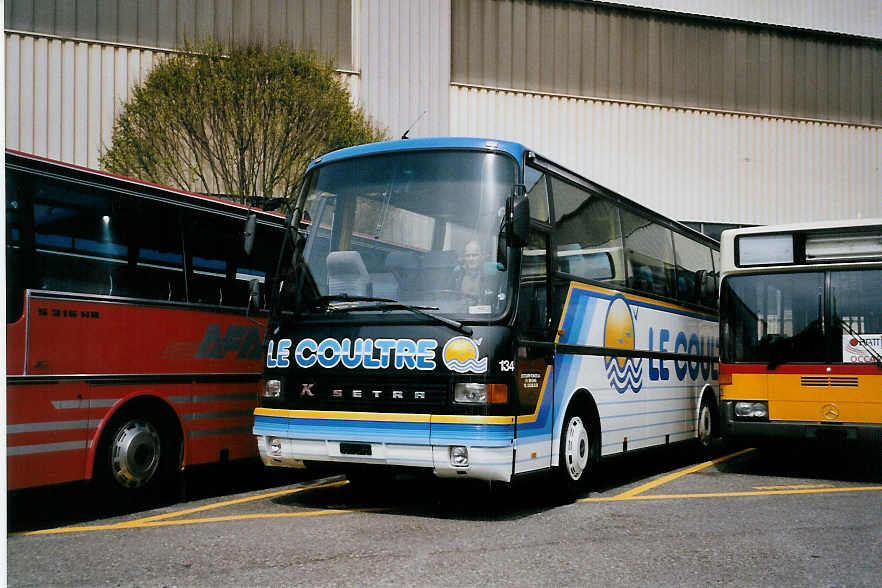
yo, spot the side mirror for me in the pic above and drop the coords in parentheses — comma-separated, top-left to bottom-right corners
(509, 194, 529, 248)
(248, 278, 261, 310)
(243, 214, 257, 256)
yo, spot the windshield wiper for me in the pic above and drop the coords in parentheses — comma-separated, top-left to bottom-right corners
(314, 295, 473, 336)
(836, 316, 882, 367)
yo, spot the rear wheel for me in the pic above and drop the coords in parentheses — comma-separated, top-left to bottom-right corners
(697, 397, 717, 456)
(557, 408, 598, 496)
(96, 410, 181, 505)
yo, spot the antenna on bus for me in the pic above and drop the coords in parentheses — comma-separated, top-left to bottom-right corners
(401, 110, 428, 140)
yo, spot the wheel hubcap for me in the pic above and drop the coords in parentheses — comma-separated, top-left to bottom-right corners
(564, 416, 591, 481)
(698, 405, 712, 446)
(110, 420, 161, 488)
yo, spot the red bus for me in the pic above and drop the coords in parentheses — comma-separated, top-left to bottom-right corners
(5, 150, 285, 500)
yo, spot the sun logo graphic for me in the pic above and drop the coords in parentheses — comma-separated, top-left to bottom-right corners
(603, 296, 643, 394)
(442, 336, 488, 374)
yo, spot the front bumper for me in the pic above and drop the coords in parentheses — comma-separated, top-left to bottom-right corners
(721, 401, 882, 444)
(253, 408, 516, 482)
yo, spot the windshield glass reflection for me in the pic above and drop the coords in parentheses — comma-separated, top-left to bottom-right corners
(288, 150, 516, 318)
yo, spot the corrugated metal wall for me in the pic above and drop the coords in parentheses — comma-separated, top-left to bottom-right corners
(4, 0, 353, 68)
(600, 0, 882, 40)
(4, 32, 359, 169)
(5, 32, 163, 168)
(5, 0, 880, 226)
(452, 0, 882, 126)
(449, 85, 881, 225)
(355, 0, 451, 138)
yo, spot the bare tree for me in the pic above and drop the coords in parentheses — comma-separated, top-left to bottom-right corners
(101, 41, 387, 207)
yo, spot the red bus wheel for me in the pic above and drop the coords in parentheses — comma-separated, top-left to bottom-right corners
(109, 419, 162, 488)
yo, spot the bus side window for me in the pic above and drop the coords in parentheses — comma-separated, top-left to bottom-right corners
(620, 208, 675, 298)
(31, 178, 129, 297)
(131, 201, 186, 302)
(673, 231, 714, 306)
(524, 166, 549, 222)
(518, 231, 549, 335)
(6, 169, 27, 323)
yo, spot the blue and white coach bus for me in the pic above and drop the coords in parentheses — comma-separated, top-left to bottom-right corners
(253, 137, 720, 492)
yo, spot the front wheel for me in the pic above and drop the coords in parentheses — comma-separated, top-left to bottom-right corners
(557, 409, 598, 496)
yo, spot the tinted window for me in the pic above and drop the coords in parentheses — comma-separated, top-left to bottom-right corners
(620, 209, 675, 298)
(830, 269, 882, 363)
(550, 176, 624, 286)
(720, 273, 825, 364)
(186, 212, 284, 308)
(672, 231, 714, 306)
(518, 231, 549, 335)
(524, 166, 549, 222)
(32, 178, 132, 297)
(6, 170, 26, 322)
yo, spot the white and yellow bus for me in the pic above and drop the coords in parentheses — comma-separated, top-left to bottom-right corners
(718, 219, 882, 446)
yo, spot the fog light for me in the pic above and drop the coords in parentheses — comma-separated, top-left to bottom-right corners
(734, 401, 768, 419)
(450, 445, 469, 467)
(263, 379, 281, 398)
(270, 438, 283, 456)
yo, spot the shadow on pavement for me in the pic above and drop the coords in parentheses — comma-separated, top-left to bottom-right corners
(7, 458, 317, 533)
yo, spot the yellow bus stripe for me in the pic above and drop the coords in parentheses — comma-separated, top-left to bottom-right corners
(255, 407, 514, 425)
(255, 408, 430, 422)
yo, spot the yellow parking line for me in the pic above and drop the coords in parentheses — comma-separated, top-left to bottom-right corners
(12, 477, 350, 537)
(753, 483, 834, 491)
(120, 478, 348, 526)
(16, 507, 386, 536)
(614, 447, 755, 499)
(579, 485, 882, 502)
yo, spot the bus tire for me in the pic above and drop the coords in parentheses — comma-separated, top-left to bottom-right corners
(95, 407, 181, 505)
(557, 406, 598, 496)
(696, 395, 717, 456)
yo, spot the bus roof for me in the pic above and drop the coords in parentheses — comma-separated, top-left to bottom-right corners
(720, 218, 882, 275)
(308, 137, 717, 249)
(5, 149, 286, 221)
(310, 137, 530, 169)
(720, 218, 882, 251)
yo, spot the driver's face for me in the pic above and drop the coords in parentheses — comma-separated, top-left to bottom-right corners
(464, 242, 481, 272)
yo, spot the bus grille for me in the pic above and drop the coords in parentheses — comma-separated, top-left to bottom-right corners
(800, 376, 859, 387)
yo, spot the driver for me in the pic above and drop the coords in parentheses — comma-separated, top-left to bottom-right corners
(458, 239, 484, 298)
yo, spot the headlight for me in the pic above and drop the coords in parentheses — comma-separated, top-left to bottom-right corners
(453, 383, 507, 404)
(263, 379, 282, 398)
(734, 401, 768, 420)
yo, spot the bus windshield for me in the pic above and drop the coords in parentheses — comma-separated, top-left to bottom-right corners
(720, 269, 882, 365)
(286, 149, 516, 318)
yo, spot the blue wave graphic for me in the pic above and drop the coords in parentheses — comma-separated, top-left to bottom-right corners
(605, 357, 643, 394)
(445, 357, 488, 373)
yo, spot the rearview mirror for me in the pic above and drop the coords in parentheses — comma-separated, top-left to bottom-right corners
(243, 214, 257, 256)
(248, 279, 261, 310)
(509, 194, 529, 248)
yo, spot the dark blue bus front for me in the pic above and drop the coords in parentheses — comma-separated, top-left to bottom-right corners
(254, 138, 533, 482)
